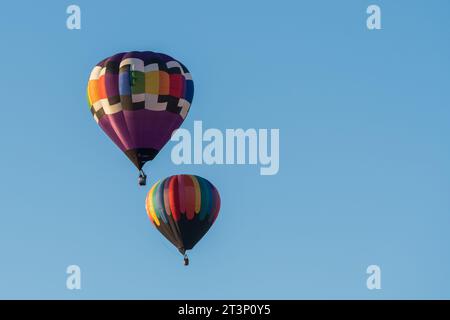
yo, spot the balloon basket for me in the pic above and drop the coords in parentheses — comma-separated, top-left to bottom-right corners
(138, 171, 147, 186)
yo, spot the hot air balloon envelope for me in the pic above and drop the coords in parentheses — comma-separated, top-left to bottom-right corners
(87, 51, 194, 178)
(145, 175, 221, 255)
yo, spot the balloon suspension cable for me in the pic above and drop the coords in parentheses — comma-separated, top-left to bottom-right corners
(183, 254, 189, 266)
(138, 170, 147, 186)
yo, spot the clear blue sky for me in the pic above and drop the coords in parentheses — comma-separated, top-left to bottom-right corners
(0, 0, 449, 299)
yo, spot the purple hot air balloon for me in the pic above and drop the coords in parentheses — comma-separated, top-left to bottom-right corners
(87, 51, 194, 185)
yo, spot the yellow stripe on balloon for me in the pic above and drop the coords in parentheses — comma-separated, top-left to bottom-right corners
(88, 80, 100, 104)
(190, 175, 202, 214)
(147, 182, 160, 226)
(145, 193, 152, 224)
(145, 190, 152, 221)
(87, 86, 92, 107)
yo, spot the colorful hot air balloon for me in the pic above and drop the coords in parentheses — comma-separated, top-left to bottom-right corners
(87, 51, 194, 185)
(145, 175, 221, 265)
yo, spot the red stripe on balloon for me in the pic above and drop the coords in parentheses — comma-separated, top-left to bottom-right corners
(184, 175, 196, 220)
(169, 176, 180, 221)
(169, 74, 185, 98)
(98, 75, 107, 99)
(177, 175, 186, 216)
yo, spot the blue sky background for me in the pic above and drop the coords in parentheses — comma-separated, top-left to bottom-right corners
(0, 0, 449, 299)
